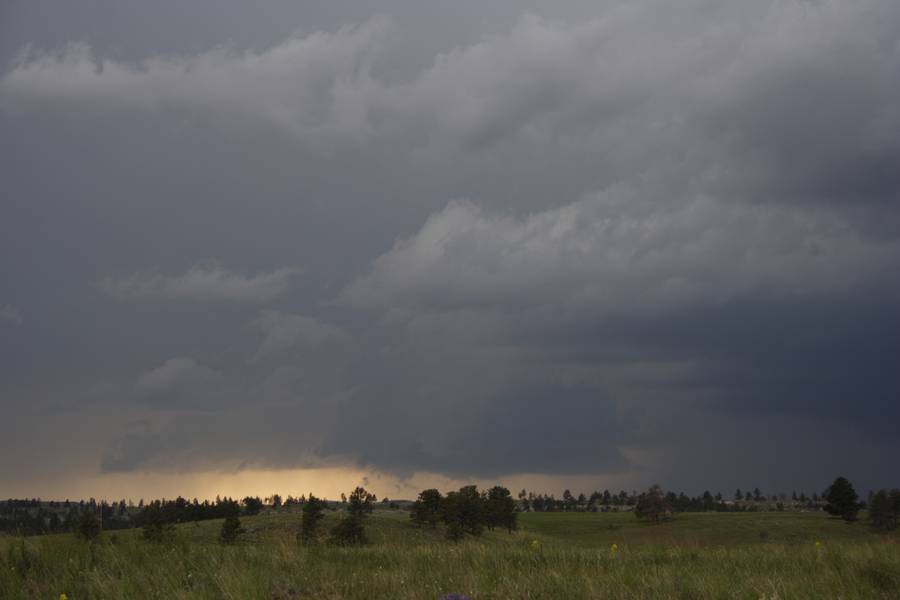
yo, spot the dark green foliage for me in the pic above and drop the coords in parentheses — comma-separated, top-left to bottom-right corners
(824, 476, 859, 522)
(634, 485, 672, 524)
(485, 486, 518, 533)
(298, 495, 326, 545)
(442, 485, 484, 540)
(220, 515, 245, 544)
(348, 486, 374, 519)
(134, 496, 240, 529)
(75, 509, 101, 541)
(444, 519, 465, 542)
(330, 514, 367, 546)
(326, 487, 373, 545)
(242, 496, 263, 516)
(869, 489, 900, 531)
(410, 488, 443, 528)
(141, 505, 176, 543)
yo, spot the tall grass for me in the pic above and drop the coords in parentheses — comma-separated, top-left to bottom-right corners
(2, 511, 898, 599)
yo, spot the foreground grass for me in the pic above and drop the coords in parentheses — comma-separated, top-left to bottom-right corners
(2, 511, 899, 599)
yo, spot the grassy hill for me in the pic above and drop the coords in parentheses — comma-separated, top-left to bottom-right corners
(2, 510, 899, 599)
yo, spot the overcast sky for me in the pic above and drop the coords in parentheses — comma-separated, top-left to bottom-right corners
(1, 0, 899, 501)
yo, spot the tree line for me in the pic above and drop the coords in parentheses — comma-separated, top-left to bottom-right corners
(2, 475, 897, 540)
(517, 487, 827, 513)
(625, 477, 900, 530)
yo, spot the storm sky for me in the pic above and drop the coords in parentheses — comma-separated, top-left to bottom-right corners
(1, 0, 899, 501)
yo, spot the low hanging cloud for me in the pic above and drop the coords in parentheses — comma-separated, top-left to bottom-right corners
(134, 356, 225, 408)
(0, 16, 393, 147)
(341, 188, 900, 315)
(101, 425, 173, 473)
(98, 262, 299, 303)
(392, 1, 900, 172)
(3, 0, 898, 181)
(250, 310, 351, 363)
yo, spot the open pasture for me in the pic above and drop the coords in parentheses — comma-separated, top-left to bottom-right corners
(2, 510, 899, 599)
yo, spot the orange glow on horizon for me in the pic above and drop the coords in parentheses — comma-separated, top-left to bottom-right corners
(0, 467, 635, 503)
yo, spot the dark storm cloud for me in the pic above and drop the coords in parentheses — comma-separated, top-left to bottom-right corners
(101, 426, 174, 473)
(1, 0, 899, 494)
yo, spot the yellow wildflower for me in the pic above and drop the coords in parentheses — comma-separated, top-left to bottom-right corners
(60, 594, 69, 600)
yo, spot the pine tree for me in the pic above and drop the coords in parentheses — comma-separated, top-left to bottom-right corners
(347, 487, 374, 519)
(298, 495, 325, 544)
(824, 476, 859, 522)
(635, 485, 671, 524)
(442, 485, 484, 540)
(220, 515, 245, 544)
(410, 488, 443, 528)
(485, 486, 518, 533)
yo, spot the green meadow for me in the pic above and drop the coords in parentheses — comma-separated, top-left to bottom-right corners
(2, 510, 899, 599)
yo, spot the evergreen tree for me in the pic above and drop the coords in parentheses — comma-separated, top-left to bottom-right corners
(220, 515, 245, 544)
(242, 496, 263, 516)
(869, 489, 899, 530)
(824, 476, 860, 522)
(298, 495, 326, 544)
(442, 485, 484, 540)
(634, 485, 671, 524)
(484, 486, 518, 533)
(410, 488, 443, 528)
(348, 486, 374, 519)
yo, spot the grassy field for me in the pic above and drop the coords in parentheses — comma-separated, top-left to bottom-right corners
(2, 510, 899, 599)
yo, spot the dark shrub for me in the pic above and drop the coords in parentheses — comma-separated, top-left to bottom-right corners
(330, 515, 367, 546)
(220, 515, 245, 544)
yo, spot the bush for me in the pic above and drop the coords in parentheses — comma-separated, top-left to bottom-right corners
(220, 515, 245, 544)
(142, 519, 175, 543)
(330, 514, 367, 546)
(141, 505, 175, 543)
